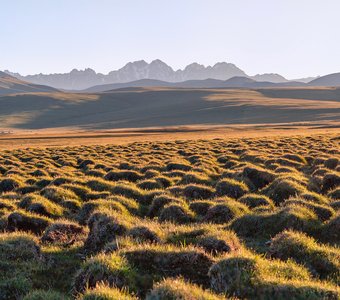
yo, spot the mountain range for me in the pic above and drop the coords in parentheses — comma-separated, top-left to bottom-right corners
(4, 60, 316, 91)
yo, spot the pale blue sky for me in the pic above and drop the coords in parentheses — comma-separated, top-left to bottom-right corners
(1, 0, 339, 78)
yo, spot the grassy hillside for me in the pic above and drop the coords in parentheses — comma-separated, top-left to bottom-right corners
(0, 72, 58, 96)
(0, 133, 339, 299)
(0, 87, 339, 130)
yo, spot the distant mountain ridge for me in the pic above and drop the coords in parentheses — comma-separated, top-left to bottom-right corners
(4, 60, 295, 90)
(7, 60, 339, 91)
(84, 77, 307, 93)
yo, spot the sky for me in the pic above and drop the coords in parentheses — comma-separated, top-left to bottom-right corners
(1, 0, 340, 79)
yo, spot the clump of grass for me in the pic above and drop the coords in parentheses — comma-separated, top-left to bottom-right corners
(111, 182, 146, 203)
(105, 170, 143, 182)
(166, 161, 191, 171)
(80, 198, 129, 222)
(324, 158, 339, 170)
(261, 178, 306, 205)
(146, 277, 224, 300)
(137, 179, 163, 190)
(269, 230, 340, 283)
(159, 203, 195, 224)
(148, 194, 184, 218)
(41, 186, 80, 203)
(203, 199, 249, 224)
(182, 184, 215, 200)
(0, 177, 23, 192)
(62, 183, 92, 201)
(301, 191, 330, 205)
(7, 210, 51, 234)
(84, 208, 134, 252)
(86, 178, 115, 192)
(73, 252, 137, 294)
(23, 290, 70, 300)
(128, 225, 161, 243)
(328, 187, 340, 200)
(209, 251, 339, 299)
(322, 172, 340, 193)
(19, 194, 64, 218)
(0, 232, 43, 299)
(230, 205, 320, 238)
(243, 165, 275, 189)
(78, 284, 137, 300)
(215, 178, 249, 199)
(0, 231, 41, 261)
(282, 153, 307, 164)
(123, 244, 214, 287)
(167, 226, 241, 255)
(321, 213, 340, 245)
(238, 193, 274, 209)
(179, 172, 212, 186)
(42, 220, 87, 246)
(283, 198, 335, 221)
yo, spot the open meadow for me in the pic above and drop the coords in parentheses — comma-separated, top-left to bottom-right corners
(0, 131, 339, 299)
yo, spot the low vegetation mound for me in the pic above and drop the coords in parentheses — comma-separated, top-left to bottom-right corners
(269, 230, 340, 283)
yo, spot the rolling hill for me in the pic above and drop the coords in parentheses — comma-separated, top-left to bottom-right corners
(83, 77, 306, 93)
(309, 72, 340, 86)
(0, 71, 58, 95)
(0, 87, 338, 130)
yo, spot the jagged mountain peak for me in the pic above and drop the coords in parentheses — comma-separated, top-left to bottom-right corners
(1, 60, 272, 90)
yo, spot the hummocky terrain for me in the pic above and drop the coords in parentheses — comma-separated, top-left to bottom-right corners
(0, 133, 339, 299)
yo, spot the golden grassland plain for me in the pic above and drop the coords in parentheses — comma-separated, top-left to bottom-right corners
(0, 131, 339, 299)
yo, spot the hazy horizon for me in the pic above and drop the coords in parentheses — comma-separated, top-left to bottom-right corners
(2, 0, 340, 78)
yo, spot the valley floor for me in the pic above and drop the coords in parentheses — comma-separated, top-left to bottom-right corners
(0, 123, 339, 149)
